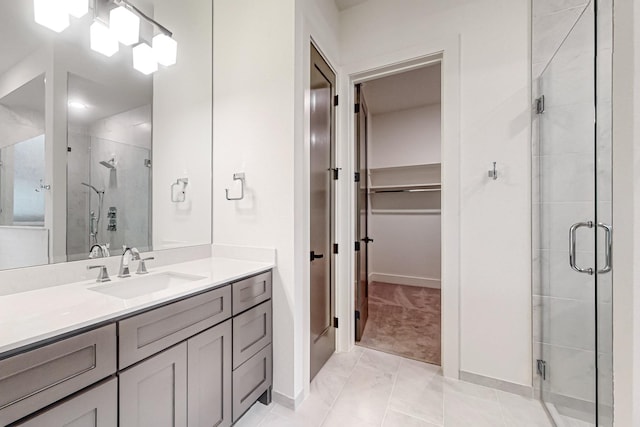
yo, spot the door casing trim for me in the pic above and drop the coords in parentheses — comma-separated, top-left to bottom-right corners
(336, 36, 462, 379)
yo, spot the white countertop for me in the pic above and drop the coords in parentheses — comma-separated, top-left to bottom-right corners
(0, 257, 273, 358)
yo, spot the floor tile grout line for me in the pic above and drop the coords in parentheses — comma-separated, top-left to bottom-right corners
(380, 356, 401, 426)
(319, 347, 365, 426)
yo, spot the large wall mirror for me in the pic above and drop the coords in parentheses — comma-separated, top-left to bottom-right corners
(0, 0, 212, 270)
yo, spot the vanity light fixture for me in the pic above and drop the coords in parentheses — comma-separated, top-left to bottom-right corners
(90, 21, 119, 57)
(34, 0, 177, 74)
(109, 6, 140, 46)
(132, 43, 158, 75)
(152, 34, 177, 66)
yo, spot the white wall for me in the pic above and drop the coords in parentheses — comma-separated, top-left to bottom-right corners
(368, 104, 442, 288)
(213, 0, 299, 403)
(369, 105, 441, 168)
(214, 0, 341, 405)
(152, 0, 212, 250)
(340, 0, 532, 387)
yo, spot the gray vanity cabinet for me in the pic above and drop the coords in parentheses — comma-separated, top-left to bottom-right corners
(119, 343, 188, 427)
(12, 378, 117, 427)
(118, 320, 233, 427)
(187, 320, 232, 427)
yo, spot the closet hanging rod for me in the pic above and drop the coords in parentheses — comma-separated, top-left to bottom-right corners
(369, 188, 441, 194)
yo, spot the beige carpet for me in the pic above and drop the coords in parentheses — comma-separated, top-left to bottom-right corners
(358, 281, 441, 365)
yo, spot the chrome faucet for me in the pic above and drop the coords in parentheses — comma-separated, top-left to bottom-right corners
(89, 243, 110, 259)
(118, 246, 140, 278)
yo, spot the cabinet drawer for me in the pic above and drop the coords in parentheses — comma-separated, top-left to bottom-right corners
(232, 271, 271, 315)
(232, 344, 272, 422)
(118, 285, 231, 369)
(0, 324, 117, 426)
(232, 301, 271, 369)
(12, 378, 117, 427)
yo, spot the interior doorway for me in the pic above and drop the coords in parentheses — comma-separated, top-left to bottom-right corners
(354, 63, 443, 365)
(309, 43, 337, 380)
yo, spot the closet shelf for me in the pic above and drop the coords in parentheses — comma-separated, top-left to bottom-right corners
(369, 163, 441, 190)
(369, 183, 441, 194)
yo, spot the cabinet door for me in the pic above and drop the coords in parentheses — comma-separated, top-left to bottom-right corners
(187, 320, 232, 427)
(119, 343, 187, 427)
(13, 378, 117, 427)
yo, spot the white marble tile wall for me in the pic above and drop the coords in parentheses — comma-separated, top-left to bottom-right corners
(235, 347, 553, 427)
(67, 106, 152, 261)
(532, 0, 613, 425)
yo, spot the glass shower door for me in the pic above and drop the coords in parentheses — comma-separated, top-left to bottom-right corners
(536, 1, 612, 425)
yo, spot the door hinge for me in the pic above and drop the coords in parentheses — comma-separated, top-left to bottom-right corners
(329, 167, 341, 180)
(333, 317, 339, 328)
(536, 359, 547, 380)
(67, 147, 72, 152)
(354, 172, 360, 182)
(536, 95, 545, 114)
(355, 310, 360, 320)
(334, 95, 339, 106)
(333, 243, 339, 254)
(355, 103, 360, 114)
(354, 241, 361, 251)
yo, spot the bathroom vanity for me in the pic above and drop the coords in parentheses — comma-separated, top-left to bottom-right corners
(0, 260, 273, 427)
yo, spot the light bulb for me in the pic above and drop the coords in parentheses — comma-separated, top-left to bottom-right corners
(110, 6, 140, 46)
(66, 0, 88, 18)
(133, 43, 158, 75)
(152, 34, 177, 66)
(90, 21, 119, 57)
(34, 0, 70, 33)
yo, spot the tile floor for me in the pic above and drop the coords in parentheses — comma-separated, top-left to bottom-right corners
(359, 282, 441, 365)
(235, 346, 554, 427)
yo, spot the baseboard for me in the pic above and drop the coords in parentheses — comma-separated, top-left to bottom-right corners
(459, 371, 533, 398)
(272, 389, 305, 410)
(369, 272, 441, 289)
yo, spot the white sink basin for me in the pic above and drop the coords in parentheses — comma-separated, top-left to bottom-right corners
(89, 272, 206, 299)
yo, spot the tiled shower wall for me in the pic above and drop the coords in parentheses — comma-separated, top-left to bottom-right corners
(67, 105, 151, 261)
(532, 0, 612, 424)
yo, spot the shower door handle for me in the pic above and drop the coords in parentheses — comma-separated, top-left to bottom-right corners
(569, 221, 594, 275)
(597, 223, 612, 274)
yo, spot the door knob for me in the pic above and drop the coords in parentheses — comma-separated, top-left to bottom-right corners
(310, 251, 324, 262)
(362, 237, 374, 243)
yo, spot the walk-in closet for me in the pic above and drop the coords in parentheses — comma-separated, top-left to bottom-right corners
(355, 63, 442, 365)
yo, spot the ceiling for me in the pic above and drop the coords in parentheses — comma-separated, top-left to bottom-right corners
(0, 76, 45, 114)
(334, 0, 370, 11)
(362, 63, 441, 115)
(67, 73, 151, 126)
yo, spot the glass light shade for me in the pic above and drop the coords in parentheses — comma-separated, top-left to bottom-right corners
(90, 21, 119, 57)
(109, 6, 140, 46)
(34, 0, 70, 33)
(133, 43, 158, 75)
(152, 34, 177, 66)
(66, 0, 88, 18)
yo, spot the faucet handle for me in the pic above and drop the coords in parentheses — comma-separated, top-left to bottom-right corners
(136, 257, 155, 275)
(87, 265, 110, 283)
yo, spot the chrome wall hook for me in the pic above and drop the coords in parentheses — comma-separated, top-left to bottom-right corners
(488, 162, 498, 180)
(225, 173, 245, 201)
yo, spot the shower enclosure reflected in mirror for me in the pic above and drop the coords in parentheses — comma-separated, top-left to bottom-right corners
(0, 76, 47, 269)
(66, 73, 152, 261)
